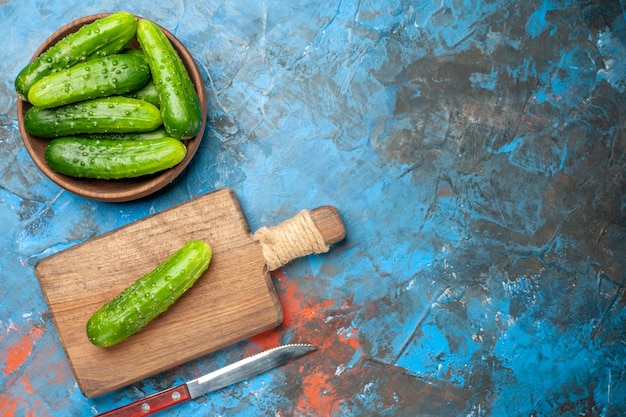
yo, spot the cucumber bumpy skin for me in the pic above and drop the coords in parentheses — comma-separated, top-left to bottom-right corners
(121, 49, 161, 107)
(45, 136, 187, 179)
(15, 11, 138, 100)
(28, 54, 151, 108)
(136, 19, 202, 140)
(86, 127, 170, 141)
(24, 96, 162, 138)
(86, 240, 212, 347)
(125, 79, 160, 108)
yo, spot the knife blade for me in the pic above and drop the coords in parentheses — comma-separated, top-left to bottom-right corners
(96, 344, 316, 417)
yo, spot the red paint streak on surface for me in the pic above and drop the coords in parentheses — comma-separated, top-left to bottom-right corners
(277, 271, 334, 325)
(0, 377, 37, 417)
(21, 376, 34, 394)
(3, 325, 44, 375)
(2, 356, 58, 417)
(251, 271, 365, 415)
(337, 327, 360, 350)
(0, 395, 19, 417)
(298, 370, 338, 416)
(249, 270, 334, 350)
(248, 324, 282, 351)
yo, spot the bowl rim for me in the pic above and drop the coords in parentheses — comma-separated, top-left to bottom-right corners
(17, 13, 207, 203)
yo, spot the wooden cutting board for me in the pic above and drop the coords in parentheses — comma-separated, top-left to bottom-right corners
(35, 188, 345, 398)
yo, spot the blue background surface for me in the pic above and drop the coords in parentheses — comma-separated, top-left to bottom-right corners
(1, 1, 625, 416)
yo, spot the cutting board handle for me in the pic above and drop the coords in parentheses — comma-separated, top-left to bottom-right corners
(253, 206, 345, 271)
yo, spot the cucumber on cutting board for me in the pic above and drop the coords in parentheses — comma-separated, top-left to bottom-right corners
(86, 240, 212, 347)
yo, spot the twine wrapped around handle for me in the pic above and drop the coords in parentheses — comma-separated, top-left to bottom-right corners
(253, 209, 332, 271)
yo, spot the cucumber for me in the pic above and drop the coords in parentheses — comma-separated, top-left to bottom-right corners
(15, 11, 138, 100)
(86, 240, 212, 347)
(125, 79, 160, 107)
(86, 127, 171, 140)
(45, 136, 187, 179)
(123, 48, 147, 59)
(28, 54, 151, 108)
(24, 96, 162, 138)
(121, 49, 161, 106)
(136, 19, 202, 140)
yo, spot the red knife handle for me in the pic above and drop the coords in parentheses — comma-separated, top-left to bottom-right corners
(96, 385, 191, 417)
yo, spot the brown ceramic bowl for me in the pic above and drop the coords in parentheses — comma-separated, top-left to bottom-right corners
(17, 14, 206, 202)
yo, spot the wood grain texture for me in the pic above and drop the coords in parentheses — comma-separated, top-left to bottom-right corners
(36, 189, 282, 397)
(309, 206, 346, 247)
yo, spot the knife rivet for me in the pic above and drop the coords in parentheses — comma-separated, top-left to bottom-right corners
(141, 403, 150, 413)
(172, 391, 181, 401)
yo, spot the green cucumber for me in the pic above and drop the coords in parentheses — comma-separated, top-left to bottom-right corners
(123, 48, 147, 59)
(136, 19, 202, 140)
(45, 136, 186, 179)
(125, 79, 160, 107)
(121, 49, 161, 106)
(15, 11, 138, 100)
(86, 240, 212, 347)
(28, 54, 151, 108)
(87, 127, 170, 140)
(24, 96, 162, 138)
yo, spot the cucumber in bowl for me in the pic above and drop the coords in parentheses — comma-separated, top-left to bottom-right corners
(15, 11, 138, 100)
(45, 136, 187, 179)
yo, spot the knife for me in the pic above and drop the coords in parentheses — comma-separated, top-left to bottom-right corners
(96, 344, 316, 416)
